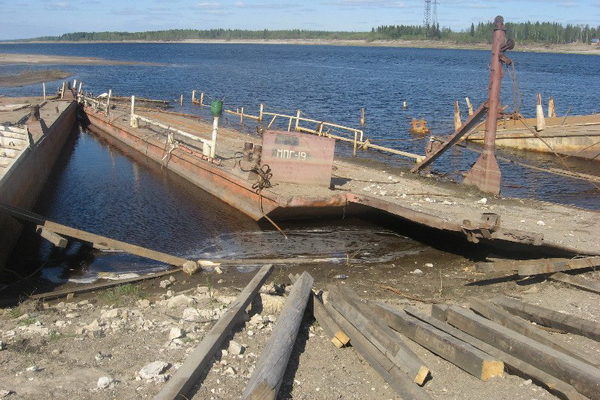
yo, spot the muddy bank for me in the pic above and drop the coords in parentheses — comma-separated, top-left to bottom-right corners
(0, 70, 71, 87)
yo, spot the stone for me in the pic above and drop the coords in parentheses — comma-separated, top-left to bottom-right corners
(169, 276, 177, 283)
(258, 294, 285, 315)
(410, 269, 424, 275)
(139, 361, 170, 380)
(0, 390, 15, 398)
(424, 263, 434, 268)
(228, 340, 244, 355)
(100, 308, 121, 320)
(168, 327, 184, 341)
(214, 266, 223, 274)
(166, 295, 194, 309)
(97, 376, 116, 389)
(26, 365, 43, 372)
(183, 261, 200, 275)
(137, 299, 151, 308)
(159, 280, 172, 289)
(224, 366, 237, 375)
(0, 341, 6, 351)
(182, 308, 201, 322)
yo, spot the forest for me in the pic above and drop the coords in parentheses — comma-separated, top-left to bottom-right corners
(26, 21, 599, 45)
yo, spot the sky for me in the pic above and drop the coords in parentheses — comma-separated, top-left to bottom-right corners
(0, 0, 599, 40)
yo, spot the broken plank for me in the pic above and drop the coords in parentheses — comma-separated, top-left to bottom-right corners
(519, 257, 600, 276)
(492, 296, 600, 342)
(445, 305, 600, 400)
(328, 285, 430, 385)
(43, 220, 190, 267)
(550, 272, 600, 295)
(242, 271, 314, 400)
(154, 264, 274, 400)
(371, 302, 504, 381)
(323, 301, 434, 400)
(405, 306, 586, 400)
(37, 225, 68, 249)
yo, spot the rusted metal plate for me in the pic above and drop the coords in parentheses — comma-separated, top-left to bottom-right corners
(261, 130, 335, 187)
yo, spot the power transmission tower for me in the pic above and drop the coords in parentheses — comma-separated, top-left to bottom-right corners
(423, 0, 431, 28)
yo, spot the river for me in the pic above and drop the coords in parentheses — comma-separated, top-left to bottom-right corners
(1, 43, 598, 282)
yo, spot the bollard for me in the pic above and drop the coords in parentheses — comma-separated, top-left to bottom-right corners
(548, 97, 556, 118)
(403, 101, 408, 110)
(180, 94, 183, 107)
(535, 94, 546, 131)
(454, 100, 462, 131)
(360, 107, 365, 127)
(466, 97, 474, 116)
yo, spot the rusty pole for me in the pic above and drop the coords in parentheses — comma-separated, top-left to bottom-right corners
(463, 16, 508, 195)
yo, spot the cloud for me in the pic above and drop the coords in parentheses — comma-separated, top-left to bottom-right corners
(232, 2, 300, 9)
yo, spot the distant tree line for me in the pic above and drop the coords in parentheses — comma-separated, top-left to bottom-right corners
(26, 22, 599, 45)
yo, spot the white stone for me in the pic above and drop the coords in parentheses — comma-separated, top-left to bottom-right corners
(168, 327, 184, 341)
(476, 197, 488, 205)
(183, 261, 200, 275)
(214, 266, 223, 274)
(258, 294, 285, 315)
(228, 340, 244, 355)
(139, 361, 170, 380)
(182, 308, 201, 322)
(424, 263, 434, 268)
(537, 220, 546, 226)
(410, 269, 424, 275)
(166, 295, 194, 309)
(97, 376, 116, 389)
(100, 309, 120, 320)
(159, 280, 172, 289)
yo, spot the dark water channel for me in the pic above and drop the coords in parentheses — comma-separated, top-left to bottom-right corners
(1, 43, 598, 285)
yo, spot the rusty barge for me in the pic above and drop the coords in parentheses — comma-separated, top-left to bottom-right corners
(0, 95, 78, 269)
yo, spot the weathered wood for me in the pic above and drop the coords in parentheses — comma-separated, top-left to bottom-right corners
(242, 271, 314, 400)
(154, 264, 274, 400)
(405, 306, 586, 400)
(519, 257, 600, 276)
(328, 285, 430, 385)
(43, 220, 190, 267)
(323, 301, 434, 400)
(470, 298, 600, 368)
(492, 296, 600, 342)
(371, 302, 504, 380)
(550, 272, 600, 295)
(431, 303, 449, 321)
(445, 305, 600, 400)
(36, 225, 68, 249)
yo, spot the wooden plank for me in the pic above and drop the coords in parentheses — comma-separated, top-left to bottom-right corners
(242, 271, 314, 400)
(37, 225, 68, 249)
(371, 302, 504, 381)
(323, 301, 434, 400)
(519, 257, 600, 276)
(328, 285, 430, 385)
(445, 305, 600, 400)
(405, 306, 586, 400)
(154, 264, 274, 400)
(43, 220, 190, 267)
(469, 298, 600, 368)
(492, 296, 600, 342)
(550, 272, 600, 295)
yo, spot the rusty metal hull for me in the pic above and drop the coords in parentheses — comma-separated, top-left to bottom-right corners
(0, 100, 78, 269)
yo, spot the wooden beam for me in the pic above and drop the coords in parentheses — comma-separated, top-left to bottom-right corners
(36, 225, 68, 249)
(469, 298, 600, 368)
(492, 296, 600, 342)
(405, 306, 586, 400)
(242, 271, 314, 400)
(550, 272, 600, 295)
(43, 220, 190, 267)
(323, 301, 434, 400)
(445, 305, 600, 400)
(328, 285, 430, 385)
(519, 257, 600, 276)
(370, 302, 504, 381)
(154, 264, 274, 400)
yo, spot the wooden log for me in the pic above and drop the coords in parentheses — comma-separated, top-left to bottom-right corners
(242, 271, 314, 400)
(519, 257, 600, 276)
(42, 220, 190, 267)
(288, 274, 349, 348)
(323, 301, 434, 400)
(492, 296, 600, 342)
(37, 225, 68, 249)
(445, 305, 600, 400)
(550, 272, 600, 295)
(328, 285, 430, 385)
(469, 298, 600, 368)
(405, 306, 586, 400)
(371, 302, 504, 380)
(154, 264, 274, 400)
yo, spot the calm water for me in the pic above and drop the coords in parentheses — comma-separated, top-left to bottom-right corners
(1, 43, 598, 281)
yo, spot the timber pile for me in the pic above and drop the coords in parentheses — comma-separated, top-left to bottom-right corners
(153, 267, 600, 400)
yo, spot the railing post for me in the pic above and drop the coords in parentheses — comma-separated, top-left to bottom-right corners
(295, 110, 301, 131)
(259, 104, 264, 123)
(106, 89, 112, 117)
(192, 90, 196, 104)
(130, 95, 139, 128)
(42, 82, 46, 100)
(240, 107, 244, 124)
(60, 82, 65, 99)
(353, 131, 358, 156)
(200, 92, 204, 106)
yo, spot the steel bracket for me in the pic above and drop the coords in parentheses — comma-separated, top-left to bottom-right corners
(462, 213, 501, 243)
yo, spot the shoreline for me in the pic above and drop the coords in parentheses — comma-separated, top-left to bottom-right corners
(1, 38, 599, 56)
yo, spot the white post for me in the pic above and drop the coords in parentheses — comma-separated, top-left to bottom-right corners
(240, 107, 244, 124)
(73, 79, 77, 89)
(200, 92, 204, 106)
(259, 104, 264, 122)
(192, 90, 196, 103)
(465, 97, 474, 116)
(43, 82, 46, 100)
(107, 89, 112, 116)
(180, 94, 184, 107)
(295, 110, 301, 131)
(130, 95, 139, 128)
(61, 82, 65, 99)
(211, 116, 219, 158)
(78, 81, 83, 94)
(535, 94, 546, 131)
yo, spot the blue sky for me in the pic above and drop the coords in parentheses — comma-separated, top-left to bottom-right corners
(0, 0, 599, 40)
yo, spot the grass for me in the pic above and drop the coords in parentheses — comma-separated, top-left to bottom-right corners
(101, 283, 146, 306)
